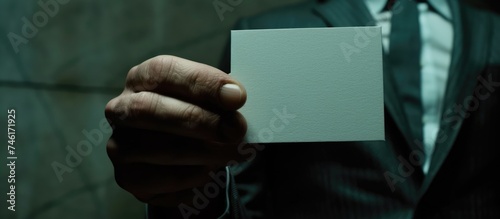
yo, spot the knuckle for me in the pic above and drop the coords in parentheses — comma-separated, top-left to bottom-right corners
(187, 68, 222, 98)
(127, 92, 155, 119)
(114, 170, 133, 192)
(181, 105, 220, 137)
(181, 104, 205, 130)
(113, 165, 148, 196)
(205, 113, 221, 130)
(104, 98, 117, 119)
(125, 65, 139, 88)
(105, 134, 130, 164)
(106, 139, 119, 161)
(105, 96, 126, 122)
(143, 56, 171, 90)
(125, 55, 177, 91)
(133, 194, 154, 204)
(149, 55, 172, 75)
(150, 55, 177, 80)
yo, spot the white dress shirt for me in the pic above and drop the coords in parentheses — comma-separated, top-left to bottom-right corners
(364, 0, 454, 174)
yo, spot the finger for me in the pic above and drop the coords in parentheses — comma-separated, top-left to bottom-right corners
(107, 128, 248, 166)
(114, 164, 219, 195)
(125, 55, 246, 110)
(105, 91, 247, 142)
(137, 189, 197, 207)
(145, 187, 226, 211)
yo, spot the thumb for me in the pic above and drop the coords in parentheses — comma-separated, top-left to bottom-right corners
(219, 80, 247, 110)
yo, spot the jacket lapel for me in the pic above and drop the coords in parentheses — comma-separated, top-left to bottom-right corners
(418, 0, 492, 197)
(313, 0, 417, 147)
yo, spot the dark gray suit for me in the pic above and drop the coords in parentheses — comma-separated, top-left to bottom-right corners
(216, 0, 500, 218)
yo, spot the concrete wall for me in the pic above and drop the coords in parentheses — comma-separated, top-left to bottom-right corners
(0, 0, 305, 218)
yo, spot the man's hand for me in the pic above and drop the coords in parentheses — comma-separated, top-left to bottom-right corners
(105, 55, 247, 208)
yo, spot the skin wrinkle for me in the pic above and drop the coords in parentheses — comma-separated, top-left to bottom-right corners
(180, 103, 206, 132)
(125, 65, 139, 91)
(141, 56, 163, 91)
(148, 91, 161, 125)
(127, 91, 152, 121)
(105, 53, 247, 212)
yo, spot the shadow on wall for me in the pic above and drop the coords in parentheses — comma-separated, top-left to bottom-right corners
(0, 1, 305, 219)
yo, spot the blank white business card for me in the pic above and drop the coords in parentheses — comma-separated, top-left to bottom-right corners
(231, 27, 384, 143)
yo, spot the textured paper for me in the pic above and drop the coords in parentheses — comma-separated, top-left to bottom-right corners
(231, 27, 384, 143)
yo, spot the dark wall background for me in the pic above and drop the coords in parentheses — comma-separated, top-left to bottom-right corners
(0, 1, 305, 219)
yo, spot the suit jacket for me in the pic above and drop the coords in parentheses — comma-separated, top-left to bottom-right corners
(216, 0, 500, 218)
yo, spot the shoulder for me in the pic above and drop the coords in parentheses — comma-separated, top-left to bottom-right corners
(234, 1, 327, 30)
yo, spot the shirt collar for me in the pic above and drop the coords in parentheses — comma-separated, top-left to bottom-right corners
(363, 0, 452, 20)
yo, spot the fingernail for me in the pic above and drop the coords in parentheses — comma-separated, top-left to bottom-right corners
(220, 84, 242, 105)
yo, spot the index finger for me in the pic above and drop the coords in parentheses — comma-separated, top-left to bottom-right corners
(125, 55, 246, 111)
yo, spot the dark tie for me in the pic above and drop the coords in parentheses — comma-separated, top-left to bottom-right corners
(388, 0, 424, 142)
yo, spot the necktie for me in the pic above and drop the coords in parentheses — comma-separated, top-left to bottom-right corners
(388, 0, 424, 142)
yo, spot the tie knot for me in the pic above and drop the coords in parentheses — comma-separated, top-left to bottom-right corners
(391, 0, 428, 2)
(384, 0, 397, 11)
(384, 0, 427, 11)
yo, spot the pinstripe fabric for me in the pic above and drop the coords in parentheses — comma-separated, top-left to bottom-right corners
(218, 0, 500, 218)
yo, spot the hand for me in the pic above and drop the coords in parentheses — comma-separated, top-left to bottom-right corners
(105, 55, 247, 209)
